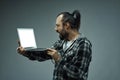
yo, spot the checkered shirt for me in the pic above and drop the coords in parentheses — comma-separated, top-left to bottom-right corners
(23, 35, 92, 80)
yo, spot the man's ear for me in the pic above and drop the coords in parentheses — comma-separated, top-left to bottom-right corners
(64, 22, 70, 30)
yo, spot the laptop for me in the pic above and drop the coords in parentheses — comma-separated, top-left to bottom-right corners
(17, 28, 47, 52)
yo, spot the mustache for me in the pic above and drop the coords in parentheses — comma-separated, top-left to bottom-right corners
(55, 30, 59, 33)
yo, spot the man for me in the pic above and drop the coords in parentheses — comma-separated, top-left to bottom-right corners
(17, 10, 92, 80)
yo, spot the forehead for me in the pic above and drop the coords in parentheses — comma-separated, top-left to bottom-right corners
(56, 14, 63, 24)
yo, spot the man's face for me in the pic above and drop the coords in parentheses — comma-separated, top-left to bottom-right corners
(55, 15, 68, 40)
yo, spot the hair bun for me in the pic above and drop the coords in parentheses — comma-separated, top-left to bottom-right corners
(72, 10, 81, 29)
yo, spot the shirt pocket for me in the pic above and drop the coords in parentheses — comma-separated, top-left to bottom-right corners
(64, 50, 76, 62)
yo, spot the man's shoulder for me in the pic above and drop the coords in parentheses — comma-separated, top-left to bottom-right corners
(77, 36, 92, 47)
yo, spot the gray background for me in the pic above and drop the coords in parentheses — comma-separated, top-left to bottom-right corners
(0, 0, 120, 80)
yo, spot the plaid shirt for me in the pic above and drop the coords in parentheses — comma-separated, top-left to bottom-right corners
(23, 34, 92, 80)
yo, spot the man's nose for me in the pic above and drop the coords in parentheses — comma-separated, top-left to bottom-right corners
(54, 27, 58, 32)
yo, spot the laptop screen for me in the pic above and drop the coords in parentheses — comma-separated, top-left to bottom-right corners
(17, 28, 37, 48)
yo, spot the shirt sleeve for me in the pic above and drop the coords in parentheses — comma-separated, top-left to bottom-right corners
(63, 41, 92, 79)
(22, 50, 52, 61)
(22, 40, 63, 62)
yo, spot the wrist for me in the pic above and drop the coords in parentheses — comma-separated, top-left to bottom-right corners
(52, 53, 61, 62)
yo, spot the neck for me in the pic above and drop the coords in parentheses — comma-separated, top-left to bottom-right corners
(67, 30, 79, 41)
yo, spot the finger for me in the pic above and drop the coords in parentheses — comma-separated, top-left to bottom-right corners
(16, 47, 21, 53)
(47, 51, 54, 56)
(17, 47, 25, 54)
(47, 50, 51, 54)
(47, 48, 55, 51)
(47, 48, 52, 51)
(18, 40, 21, 47)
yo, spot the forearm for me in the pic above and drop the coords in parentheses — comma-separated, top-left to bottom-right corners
(21, 51, 52, 61)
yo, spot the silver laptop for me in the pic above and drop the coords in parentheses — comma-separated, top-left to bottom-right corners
(17, 28, 46, 52)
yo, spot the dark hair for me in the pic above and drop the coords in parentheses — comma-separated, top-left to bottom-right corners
(57, 10, 81, 30)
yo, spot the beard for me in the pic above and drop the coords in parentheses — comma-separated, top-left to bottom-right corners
(59, 29, 69, 40)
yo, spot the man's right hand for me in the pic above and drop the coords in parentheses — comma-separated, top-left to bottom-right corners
(17, 41, 25, 55)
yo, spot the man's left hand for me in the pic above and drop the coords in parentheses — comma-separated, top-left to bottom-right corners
(47, 48, 61, 62)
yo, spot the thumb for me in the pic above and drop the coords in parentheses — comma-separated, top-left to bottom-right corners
(18, 40, 21, 47)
